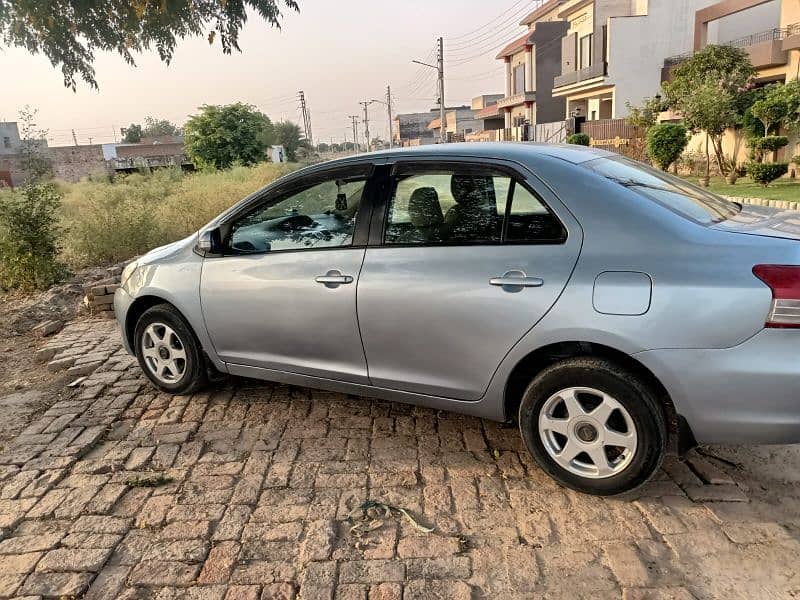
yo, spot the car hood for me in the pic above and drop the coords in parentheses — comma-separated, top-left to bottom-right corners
(139, 234, 197, 265)
(711, 203, 800, 241)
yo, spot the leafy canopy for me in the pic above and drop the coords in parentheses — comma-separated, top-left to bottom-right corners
(122, 124, 143, 144)
(646, 123, 688, 171)
(752, 80, 800, 135)
(663, 45, 755, 136)
(273, 121, 306, 161)
(184, 103, 272, 170)
(0, 0, 299, 89)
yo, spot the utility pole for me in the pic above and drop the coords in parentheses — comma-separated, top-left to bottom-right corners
(298, 90, 313, 148)
(438, 36, 446, 143)
(387, 85, 394, 148)
(412, 37, 446, 143)
(71, 129, 78, 146)
(359, 101, 371, 152)
(349, 115, 360, 154)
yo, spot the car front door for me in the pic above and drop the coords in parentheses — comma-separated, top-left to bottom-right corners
(200, 163, 376, 384)
(356, 159, 582, 400)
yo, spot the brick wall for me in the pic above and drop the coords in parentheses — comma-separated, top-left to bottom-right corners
(47, 145, 109, 182)
(116, 142, 185, 159)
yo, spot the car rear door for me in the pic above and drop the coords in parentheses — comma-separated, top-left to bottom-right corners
(356, 157, 582, 400)
(200, 162, 379, 384)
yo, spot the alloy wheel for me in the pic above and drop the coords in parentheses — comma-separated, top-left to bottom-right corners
(538, 387, 638, 479)
(140, 322, 187, 384)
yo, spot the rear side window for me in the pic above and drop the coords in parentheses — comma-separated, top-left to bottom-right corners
(581, 156, 741, 224)
(384, 165, 564, 245)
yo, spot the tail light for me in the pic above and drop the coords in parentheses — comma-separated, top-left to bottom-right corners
(753, 265, 800, 329)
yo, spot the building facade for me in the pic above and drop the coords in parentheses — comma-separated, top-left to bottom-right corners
(551, 0, 728, 121)
(494, 0, 570, 139)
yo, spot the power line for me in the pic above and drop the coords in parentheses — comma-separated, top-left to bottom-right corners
(447, 0, 534, 43)
(446, 3, 538, 52)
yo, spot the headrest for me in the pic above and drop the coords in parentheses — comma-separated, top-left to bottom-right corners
(408, 187, 443, 228)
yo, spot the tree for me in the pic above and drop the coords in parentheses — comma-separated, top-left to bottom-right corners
(751, 84, 790, 138)
(1, 0, 300, 89)
(184, 103, 272, 169)
(751, 80, 800, 137)
(273, 121, 305, 161)
(646, 123, 688, 171)
(142, 117, 180, 138)
(663, 45, 755, 176)
(122, 124, 143, 144)
(317, 142, 330, 153)
(625, 97, 664, 132)
(0, 108, 66, 290)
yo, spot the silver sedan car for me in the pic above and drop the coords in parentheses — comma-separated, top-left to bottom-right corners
(115, 143, 800, 495)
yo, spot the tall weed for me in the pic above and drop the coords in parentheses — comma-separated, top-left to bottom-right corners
(61, 162, 297, 268)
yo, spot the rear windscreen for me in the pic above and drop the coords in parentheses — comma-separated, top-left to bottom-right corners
(581, 155, 741, 225)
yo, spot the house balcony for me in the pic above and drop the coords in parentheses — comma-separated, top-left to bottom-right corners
(553, 62, 607, 90)
(725, 25, 796, 69)
(497, 91, 536, 109)
(664, 23, 799, 80)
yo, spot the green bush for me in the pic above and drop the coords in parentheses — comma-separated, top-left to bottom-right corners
(646, 123, 688, 171)
(747, 162, 789, 186)
(0, 182, 67, 290)
(792, 155, 800, 165)
(748, 136, 789, 153)
(567, 133, 590, 146)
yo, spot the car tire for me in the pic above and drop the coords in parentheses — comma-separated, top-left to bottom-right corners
(519, 357, 666, 496)
(134, 303, 208, 395)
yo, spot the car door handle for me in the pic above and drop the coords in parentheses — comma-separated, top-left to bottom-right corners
(490, 273, 544, 288)
(315, 271, 354, 285)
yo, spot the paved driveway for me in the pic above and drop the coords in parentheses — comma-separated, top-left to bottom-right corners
(0, 318, 798, 599)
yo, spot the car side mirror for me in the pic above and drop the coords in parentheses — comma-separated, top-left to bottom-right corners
(197, 227, 223, 254)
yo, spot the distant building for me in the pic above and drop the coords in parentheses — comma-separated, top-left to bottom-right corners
(427, 106, 483, 142)
(393, 110, 440, 146)
(0, 123, 192, 187)
(0, 122, 22, 155)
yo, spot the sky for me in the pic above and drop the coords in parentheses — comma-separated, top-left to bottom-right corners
(0, 0, 544, 147)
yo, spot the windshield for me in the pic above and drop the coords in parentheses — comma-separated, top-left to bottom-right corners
(581, 156, 741, 225)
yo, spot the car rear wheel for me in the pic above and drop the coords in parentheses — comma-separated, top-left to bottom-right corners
(134, 304, 208, 395)
(519, 357, 666, 496)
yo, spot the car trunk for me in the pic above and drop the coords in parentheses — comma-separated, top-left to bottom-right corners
(711, 203, 800, 242)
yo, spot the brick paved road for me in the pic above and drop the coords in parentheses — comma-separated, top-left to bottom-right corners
(0, 318, 798, 599)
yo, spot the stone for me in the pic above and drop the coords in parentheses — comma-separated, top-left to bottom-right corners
(20, 572, 93, 597)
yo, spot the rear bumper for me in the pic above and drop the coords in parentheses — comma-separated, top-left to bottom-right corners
(636, 330, 800, 444)
(114, 288, 135, 355)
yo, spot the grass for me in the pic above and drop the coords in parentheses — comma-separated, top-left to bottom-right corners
(680, 175, 800, 202)
(57, 161, 300, 268)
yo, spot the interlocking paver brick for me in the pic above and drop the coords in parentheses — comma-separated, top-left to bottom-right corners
(0, 320, 798, 598)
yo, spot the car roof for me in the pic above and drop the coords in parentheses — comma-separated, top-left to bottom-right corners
(345, 142, 616, 166)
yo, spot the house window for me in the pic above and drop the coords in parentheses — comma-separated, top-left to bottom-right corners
(513, 64, 525, 94)
(579, 33, 593, 69)
(2, 137, 10, 149)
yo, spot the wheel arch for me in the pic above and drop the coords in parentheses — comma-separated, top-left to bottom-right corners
(124, 295, 172, 352)
(503, 341, 694, 454)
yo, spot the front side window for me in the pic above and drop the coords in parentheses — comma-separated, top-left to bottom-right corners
(580, 33, 593, 68)
(581, 156, 741, 224)
(384, 166, 564, 245)
(227, 174, 367, 253)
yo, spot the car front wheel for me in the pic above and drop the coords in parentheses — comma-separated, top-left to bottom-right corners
(519, 357, 666, 496)
(134, 303, 208, 395)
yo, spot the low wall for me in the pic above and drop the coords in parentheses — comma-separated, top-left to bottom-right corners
(725, 196, 799, 211)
